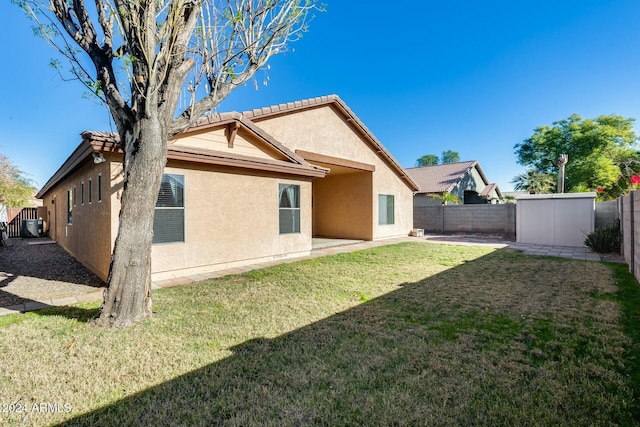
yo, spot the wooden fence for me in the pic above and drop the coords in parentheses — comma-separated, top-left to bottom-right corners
(5, 207, 47, 238)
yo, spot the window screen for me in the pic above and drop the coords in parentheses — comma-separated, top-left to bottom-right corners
(153, 174, 185, 243)
(279, 184, 300, 234)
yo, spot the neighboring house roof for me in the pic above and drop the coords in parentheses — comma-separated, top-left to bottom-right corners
(406, 160, 502, 198)
(406, 161, 478, 193)
(479, 183, 499, 198)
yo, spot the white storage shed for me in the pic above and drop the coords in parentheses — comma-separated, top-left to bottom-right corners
(516, 192, 596, 247)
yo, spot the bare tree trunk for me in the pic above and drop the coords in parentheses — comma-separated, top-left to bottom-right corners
(94, 115, 168, 327)
(557, 154, 568, 193)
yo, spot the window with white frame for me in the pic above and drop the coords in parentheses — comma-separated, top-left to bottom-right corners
(279, 184, 300, 234)
(378, 194, 395, 225)
(153, 174, 185, 244)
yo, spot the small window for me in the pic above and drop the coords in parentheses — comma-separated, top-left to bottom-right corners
(153, 174, 185, 244)
(98, 175, 102, 202)
(73, 187, 77, 206)
(88, 179, 92, 203)
(67, 189, 73, 224)
(81, 182, 85, 204)
(279, 184, 300, 234)
(378, 194, 394, 225)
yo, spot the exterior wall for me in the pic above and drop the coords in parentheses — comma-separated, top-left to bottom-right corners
(516, 193, 595, 247)
(451, 167, 483, 201)
(143, 162, 313, 280)
(313, 171, 373, 240)
(41, 158, 113, 281)
(171, 127, 286, 160)
(373, 166, 414, 239)
(43, 156, 314, 282)
(414, 204, 516, 239)
(253, 105, 414, 239)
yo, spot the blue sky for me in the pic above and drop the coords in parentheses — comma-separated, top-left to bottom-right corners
(2, 0, 640, 192)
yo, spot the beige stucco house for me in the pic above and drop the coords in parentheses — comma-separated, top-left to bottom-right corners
(36, 95, 418, 281)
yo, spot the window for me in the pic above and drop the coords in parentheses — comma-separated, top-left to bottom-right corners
(153, 174, 185, 244)
(88, 179, 92, 203)
(73, 187, 77, 206)
(279, 184, 300, 234)
(67, 189, 73, 224)
(98, 175, 102, 202)
(81, 182, 84, 204)
(378, 194, 394, 225)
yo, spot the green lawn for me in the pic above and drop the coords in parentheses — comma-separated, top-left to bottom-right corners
(1, 242, 638, 426)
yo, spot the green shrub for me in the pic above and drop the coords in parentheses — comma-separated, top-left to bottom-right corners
(584, 221, 621, 253)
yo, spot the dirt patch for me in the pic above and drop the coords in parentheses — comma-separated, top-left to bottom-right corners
(0, 238, 104, 307)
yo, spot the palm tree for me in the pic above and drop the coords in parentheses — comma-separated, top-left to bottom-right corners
(511, 170, 556, 194)
(430, 191, 461, 205)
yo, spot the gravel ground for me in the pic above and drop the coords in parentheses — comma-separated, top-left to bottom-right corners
(0, 238, 104, 308)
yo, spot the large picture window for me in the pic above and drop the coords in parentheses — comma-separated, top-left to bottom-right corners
(378, 194, 395, 225)
(153, 174, 185, 244)
(279, 184, 300, 234)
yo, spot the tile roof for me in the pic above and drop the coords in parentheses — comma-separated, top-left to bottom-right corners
(37, 95, 420, 196)
(236, 94, 419, 191)
(479, 183, 499, 197)
(405, 161, 479, 194)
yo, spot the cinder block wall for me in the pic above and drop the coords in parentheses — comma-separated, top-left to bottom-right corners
(413, 204, 516, 240)
(620, 191, 640, 281)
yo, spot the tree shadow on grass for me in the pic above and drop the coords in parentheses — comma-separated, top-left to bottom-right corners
(36, 304, 101, 323)
(51, 249, 638, 426)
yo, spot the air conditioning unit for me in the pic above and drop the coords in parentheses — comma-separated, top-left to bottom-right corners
(20, 219, 43, 238)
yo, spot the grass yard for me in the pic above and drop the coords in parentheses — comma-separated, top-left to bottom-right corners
(0, 242, 639, 426)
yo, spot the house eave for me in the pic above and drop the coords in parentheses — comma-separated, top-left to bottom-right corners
(167, 146, 328, 178)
